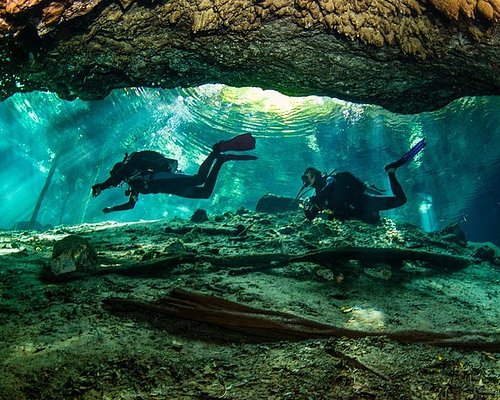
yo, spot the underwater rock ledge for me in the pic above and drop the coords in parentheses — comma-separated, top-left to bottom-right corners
(0, 0, 499, 113)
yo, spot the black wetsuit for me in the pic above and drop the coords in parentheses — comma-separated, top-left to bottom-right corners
(306, 171, 407, 224)
(96, 151, 224, 212)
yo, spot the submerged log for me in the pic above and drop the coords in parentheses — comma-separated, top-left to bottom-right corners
(42, 245, 473, 282)
(126, 246, 471, 272)
(289, 247, 471, 270)
(103, 289, 500, 352)
(118, 246, 472, 274)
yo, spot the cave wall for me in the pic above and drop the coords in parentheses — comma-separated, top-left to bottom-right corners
(0, 0, 499, 113)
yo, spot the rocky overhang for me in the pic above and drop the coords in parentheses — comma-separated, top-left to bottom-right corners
(0, 0, 499, 113)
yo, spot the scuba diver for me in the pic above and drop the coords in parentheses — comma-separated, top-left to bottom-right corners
(92, 133, 257, 214)
(297, 138, 427, 224)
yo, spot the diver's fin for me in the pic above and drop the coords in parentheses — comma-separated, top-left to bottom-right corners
(215, 133, 256, 152)
(385, 138, 426, 171)
(220, 154, 258, 162)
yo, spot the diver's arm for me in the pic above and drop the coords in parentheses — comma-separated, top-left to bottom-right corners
(103, 192, 138, 214)
(304, 177, 335, 220)
(304, 202, 321, 220)
(101, 175, 122, 189)
(303, 195, 323, 220)
(92, 176, 123, 197)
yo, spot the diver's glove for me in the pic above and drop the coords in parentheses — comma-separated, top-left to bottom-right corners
(297, 197, 308, 209)
(299, 195, 317, 208)
(92, 184, 102, 197)
(303, 196, 321, 220)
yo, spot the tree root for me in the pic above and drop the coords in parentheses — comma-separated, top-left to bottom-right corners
(102, 288, 500, 352)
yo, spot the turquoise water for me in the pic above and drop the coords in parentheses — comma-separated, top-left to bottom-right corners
(1, 86, 499, 244)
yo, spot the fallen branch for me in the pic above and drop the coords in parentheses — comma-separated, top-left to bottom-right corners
(116, 246, 470, 275)
(103, 289, 500, 352)
(44, 245, 472, 282)
(289, 247, 471, 270)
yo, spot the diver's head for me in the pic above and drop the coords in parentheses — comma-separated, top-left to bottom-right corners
(301, 167, 322, 187)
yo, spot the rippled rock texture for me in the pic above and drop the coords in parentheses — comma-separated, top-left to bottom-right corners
(0, 0, 499, 113)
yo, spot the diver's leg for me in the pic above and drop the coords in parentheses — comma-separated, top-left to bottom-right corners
(158, 149, 219, 190)
(363, 171, 407, 212)
(387, 171, 407, 208)
(190, 151, 218, 185)
(175, 153, 257, 199)
(177, 158, 225, 199)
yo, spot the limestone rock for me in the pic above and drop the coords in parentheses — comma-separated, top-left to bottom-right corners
(0, 0, 499, 113)
(256, 194, 300, 214)
(191, 208, 209, 223)
(438, 223, 467, 246)
(50, 235, 98, 277)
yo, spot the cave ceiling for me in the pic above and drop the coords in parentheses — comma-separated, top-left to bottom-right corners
(0, 0, 499, 113)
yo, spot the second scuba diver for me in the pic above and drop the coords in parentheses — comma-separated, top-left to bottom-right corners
(298, 138, 427, 224)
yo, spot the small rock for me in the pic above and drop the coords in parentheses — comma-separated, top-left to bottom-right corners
(364, 264, 393, 280)
(164, 240, 187, 253)
(191, 208, 209, 223)
(236, 206, 250, 216)
(473, 244, 496, 263)
(438, 223, 467, 246)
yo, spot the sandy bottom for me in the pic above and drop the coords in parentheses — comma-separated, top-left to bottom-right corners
(1, 211, 499, 399)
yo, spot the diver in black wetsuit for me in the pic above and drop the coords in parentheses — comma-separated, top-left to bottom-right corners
(92, 134, 257, 214)
(299, 139, 426, 224)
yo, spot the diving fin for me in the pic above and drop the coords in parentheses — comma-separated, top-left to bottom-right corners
(215, 133, 256, 152)
(385, 138, 426, 171)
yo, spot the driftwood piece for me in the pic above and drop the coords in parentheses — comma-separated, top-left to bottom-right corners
(44, 246, 472, 282)
(103, 289, 500, 352)
(115, 247, 471, 274)
(289, 247, 472, 270)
